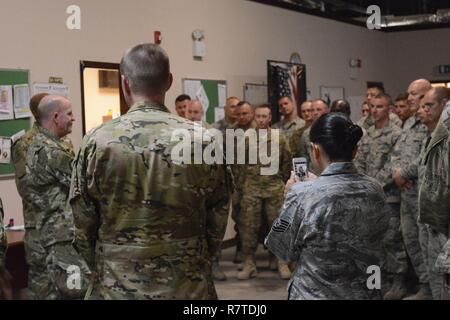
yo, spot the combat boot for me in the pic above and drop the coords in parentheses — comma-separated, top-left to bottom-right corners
(237, 257, 257, 280)
(278, 260, 292, 280)
(403, 284, 432, 300)
(383, 274, 408, 300)
(212, 260, 227, 281)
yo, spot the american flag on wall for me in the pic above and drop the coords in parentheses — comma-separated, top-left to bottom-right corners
(268, 60, 306, 124)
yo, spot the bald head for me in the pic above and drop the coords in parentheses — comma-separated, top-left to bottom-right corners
(407, 79, 432, 113)
(186, 100, 204, 122)
(311, 99, 329, 121)
(38, 95, 74, 138)
(30, 93, 49, 123)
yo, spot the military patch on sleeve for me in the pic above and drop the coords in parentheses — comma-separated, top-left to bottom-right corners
(271, 219, 291, 233)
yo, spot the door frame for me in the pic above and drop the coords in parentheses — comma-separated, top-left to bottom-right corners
(79, 60, 128, 135)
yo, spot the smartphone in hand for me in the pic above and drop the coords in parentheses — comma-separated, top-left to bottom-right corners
(292, 157, 308, 181)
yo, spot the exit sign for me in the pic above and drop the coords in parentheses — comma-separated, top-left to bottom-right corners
(438, 65, 450, 75)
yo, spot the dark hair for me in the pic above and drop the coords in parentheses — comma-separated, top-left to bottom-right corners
(175, 94, 191, 103)
(309, 113, 363, 162)
(120, 43, 170, 96)
(330, 99, 351, 116)
(395, 92, 408, 102)
(255, 104, 271, 113)
(237, 100, 252, 108)
(367, 84, 385, 93)
(374, 93, 392, 105)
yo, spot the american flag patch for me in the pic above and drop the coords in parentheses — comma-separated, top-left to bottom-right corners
(272, 219, 290, 233)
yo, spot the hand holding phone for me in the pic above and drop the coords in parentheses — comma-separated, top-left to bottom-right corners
(292, 157, 308, 181)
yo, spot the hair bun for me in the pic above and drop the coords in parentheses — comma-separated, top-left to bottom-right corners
(347, 124, 363, 142)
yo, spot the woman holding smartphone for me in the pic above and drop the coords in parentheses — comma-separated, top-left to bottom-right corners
(265, 113, 389, 300)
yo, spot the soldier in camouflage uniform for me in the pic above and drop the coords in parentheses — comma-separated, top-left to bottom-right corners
(266, 113, 388, 299)
(272, 96, 305, 140)
(354, 93, 407, 299)
(0, 198, 12, 300)
(229, 101, 256, 266)
(25, 95, 89, 300)
(70, 43, 230, 300)
(12, 93, 50, 299)
(395, 88, 450, 299)
(212, 96, 239, 133)
(390, 79, 432, 300)
(236, 105, 292, 280)
(296, 99, 329, 174)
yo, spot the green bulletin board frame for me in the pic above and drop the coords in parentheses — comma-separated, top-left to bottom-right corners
(0, 69, 31, 177)
(182, 78, 227, 124)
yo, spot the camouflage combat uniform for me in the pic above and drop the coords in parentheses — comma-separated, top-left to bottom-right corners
(272, 116, 305, 140)
(238, 129, 291, 258)
(354, 119, 407, 276)
(25, 126, 88, 299)
(0, 198, 11, 299)
(265, 162, 389, 299)
(12, 124, 48, 299)
(358, 113, 402, 131)
(70, 101, 231, 300)
(0, 198, 5, 262)
(418, 102, 450, 298)
(391, 116, 429, 287)
(288, 126, 306, 159)
(212, 117, 234, 134)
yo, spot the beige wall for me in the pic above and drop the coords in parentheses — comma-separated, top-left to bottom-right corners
(0, 0, 449, 227)
(385, 28, 450, 95)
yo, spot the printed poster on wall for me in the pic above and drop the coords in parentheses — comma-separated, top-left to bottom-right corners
(0, 85, 14, 120)
(13, 84, 31, 118)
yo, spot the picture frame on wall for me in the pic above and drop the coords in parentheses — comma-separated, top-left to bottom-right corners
(320, 86, 345, 106)
(267, 60, 307, 124)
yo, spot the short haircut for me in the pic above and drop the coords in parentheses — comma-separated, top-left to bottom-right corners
(37, 96, 67, 122)
(175, 94, 191, 103)
(255, 104, 272, 113)
(278, 96, 292, 102)
(433, 87, 450, 102)
(237, 100, 252, 109)
(374, 93, 392, 105)
(367, 84, 385, 93)
(30, 93, 49, 123)
(395, 92, 409, 102)
(330, 99, 351, 117)
(120, 43, 170, 96)
(226, 96, 239, 102)
(313, 99, 329, 108)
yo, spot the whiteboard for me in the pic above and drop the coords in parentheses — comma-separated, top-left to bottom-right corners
(244, 83, 268, 106)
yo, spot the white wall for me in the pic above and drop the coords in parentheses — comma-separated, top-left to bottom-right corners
(0, 0, 448, 227)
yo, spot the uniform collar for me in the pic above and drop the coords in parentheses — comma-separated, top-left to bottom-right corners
(37, 125, 62, 143)
(127, 101, 170, 114)
(320, 162, 357, 177)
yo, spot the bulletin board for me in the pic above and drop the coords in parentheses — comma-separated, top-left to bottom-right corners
(0, 69, 31, 177)
(182, 78, 227, 124)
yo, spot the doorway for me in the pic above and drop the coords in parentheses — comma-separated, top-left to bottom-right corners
(80, 61, 128, 135)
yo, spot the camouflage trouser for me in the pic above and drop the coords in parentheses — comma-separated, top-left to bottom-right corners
(231, 189, 243, 254)
(239, 193, 283, 256)
(400, 193, 428, 284)
(24, 228, 52, 300)
(44, 242, 90, 300)
(383, 203, 408, 274)
(418, 224, 447, 300)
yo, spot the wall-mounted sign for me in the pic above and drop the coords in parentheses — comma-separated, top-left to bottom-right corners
(438, 65, 450, 75)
